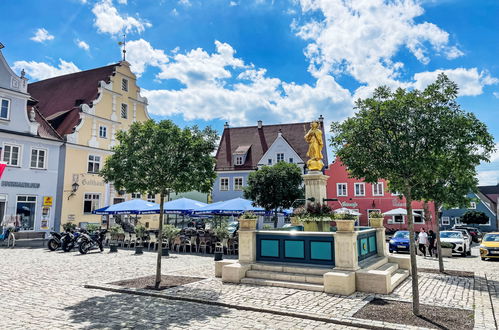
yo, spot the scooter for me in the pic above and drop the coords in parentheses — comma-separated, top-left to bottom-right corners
(78, 229, 108, 254)
(47, 231, 63, 251)
(61, 229, 81, 252)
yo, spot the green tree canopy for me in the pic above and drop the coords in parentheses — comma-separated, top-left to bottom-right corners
(330, 73, 494, 315)
(100, 119, 218, 288)
(461, 210, 490, 225)
(243, 162, 303, 228)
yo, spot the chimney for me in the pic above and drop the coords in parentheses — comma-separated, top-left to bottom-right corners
(278, 128, 282, 137)
(224, 122, 229, 129)
(318, 115, 324, 123)
(257, 120, 263, 128)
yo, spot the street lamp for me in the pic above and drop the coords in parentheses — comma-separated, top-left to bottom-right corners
(72, 182, 80, 193)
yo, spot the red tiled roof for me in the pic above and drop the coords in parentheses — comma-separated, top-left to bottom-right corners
(28, 63, 120, 136)
(215, 121, 328, 171)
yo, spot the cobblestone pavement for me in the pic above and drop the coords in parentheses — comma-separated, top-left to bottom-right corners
(0, 248, 358, 329)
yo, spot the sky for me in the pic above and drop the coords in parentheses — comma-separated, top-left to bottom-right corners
(1, 0, 499, 184)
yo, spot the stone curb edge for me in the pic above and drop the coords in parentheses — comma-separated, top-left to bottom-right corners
(84, 283, 431, 330)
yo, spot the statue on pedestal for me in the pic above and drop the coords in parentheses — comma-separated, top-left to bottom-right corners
(304, 121, 324, 171)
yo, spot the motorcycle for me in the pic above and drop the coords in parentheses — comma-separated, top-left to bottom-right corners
(61, 229, 81, 252)
(47, 231, 63, 251)
(78, 229, 108, 254)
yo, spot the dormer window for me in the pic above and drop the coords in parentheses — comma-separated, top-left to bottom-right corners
(235, 156, 244, 166)
(233, 145, 251, 167)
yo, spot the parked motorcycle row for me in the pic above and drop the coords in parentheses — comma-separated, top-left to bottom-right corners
(47, 229, 107, 254)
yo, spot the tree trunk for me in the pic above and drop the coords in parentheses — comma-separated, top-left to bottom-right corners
(434, 201, 444, 272)
(155, 192, 166, 289)
(274, 209, 278, 229)
(405, 189, 420, 316)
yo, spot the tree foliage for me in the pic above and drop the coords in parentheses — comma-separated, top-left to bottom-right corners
(244, 162, 303, 227)
(330, 73, 494, 315)
(461, 210, 490, 225)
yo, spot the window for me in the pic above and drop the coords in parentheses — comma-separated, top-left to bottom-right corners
(372, 182, 384, 196)
(16, 195, 37, 230)
(0, 98, 10, 120)
(289, 158, 293, 163)
(87, 155, 101, 173)
(337, 183, 347, 196)
(391, 191, 402, 196)
(268, 159, 272, 165)
(441, 216, 450, 225)
(469, 202, 476, 209)
(83, 193, 100, 213)
(354, 183, 365, 196)
(235, 156, 243, 166)
(220, 178, 229, 191)
(413, 210, 424, 224)
(479, 217, 491, 226)
(30, 148, 47, 169)
(277, 153, 284, 162)
(121, 78, 129, 92)
(234, 177, 243, 191)
(121, 103, 128, 119)
(388, 215, 405, 224)
(131, 193, 141, 199)
(99, 126, 107, 138)
(147, 194, 155, 203)
(2, 144, 21, 166)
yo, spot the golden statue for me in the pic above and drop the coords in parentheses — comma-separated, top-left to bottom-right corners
(304, 121, 324, 171)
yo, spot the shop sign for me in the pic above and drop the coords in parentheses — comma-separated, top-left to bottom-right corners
(72, 174, 104, 187)
(43, 196, 53, 206)
(41, 207, 50, 230)
(342, 201, 358, 207)
(392, 199, 405, 207)
(1, 181, 40, 188)
(67, 214, 76, 221)
(81, 178, 104, 186)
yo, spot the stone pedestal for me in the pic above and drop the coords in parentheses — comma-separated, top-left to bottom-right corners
(302, 171, 329, 204)
(334, 231, 360, 271)
(375, 228, 387, 257)
(238, 219, 257, 264)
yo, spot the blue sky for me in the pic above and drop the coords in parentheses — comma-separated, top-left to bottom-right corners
(1, 0, 499, 183)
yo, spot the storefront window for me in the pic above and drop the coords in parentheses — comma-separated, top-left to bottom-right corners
(0, 195, 7, 225)
(16, 195, 37, 230)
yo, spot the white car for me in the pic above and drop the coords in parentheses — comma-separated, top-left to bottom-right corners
(440, 231, 471, 257)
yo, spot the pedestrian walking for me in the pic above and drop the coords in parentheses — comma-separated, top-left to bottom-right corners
(418, 228, 428, 257)
(428, 230, 436, 257)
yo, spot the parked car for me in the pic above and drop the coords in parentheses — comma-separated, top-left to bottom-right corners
(389, 230, 411, 253)
(228, 221, 239, 236)
(479, 232, 499, 261)
(452, 225, 483, 243)
(439, 231, 471, 257)
(453, 228, 473, 248)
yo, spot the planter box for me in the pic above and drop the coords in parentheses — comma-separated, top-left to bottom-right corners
(441, 247, 453, 258)
(302, 218, 331, 232)
(240, 219, 257, 230)
(369, 218, 384, 228)
(290, 216, 302, 226)
(335, 219, 355, 232)
(303, 221, 319, 232)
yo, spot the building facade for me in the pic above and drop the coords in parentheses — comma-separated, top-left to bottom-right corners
(0, 48, 63, 234)
(212, 118, 328, 202)
(325, 157, 437, 231)
(29, 61, 151, 229)
(441, 191, 498, 232)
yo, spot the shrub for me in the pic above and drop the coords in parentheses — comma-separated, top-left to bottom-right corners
(240, 211, 257, 219)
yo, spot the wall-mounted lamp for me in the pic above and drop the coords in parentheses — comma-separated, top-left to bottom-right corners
(67, 182, 80, 200)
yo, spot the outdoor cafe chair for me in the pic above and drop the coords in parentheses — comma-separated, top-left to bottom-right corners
(148, 233, 158, 250)
(172, 235, 182, 252)
(189, 235, 198, 253)
(199, 236, 211, 254)
(117, 233, 125, 247)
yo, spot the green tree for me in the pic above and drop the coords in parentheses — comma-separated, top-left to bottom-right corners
(330, 73, 494, 315)
(243, 162, 303, 228)
(461, 210, 490, 225)
(100, 120, 217, 288)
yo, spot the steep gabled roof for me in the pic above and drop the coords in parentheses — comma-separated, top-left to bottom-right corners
(478, 185, 499, 208)
(215, 121, 328, 171)
(28, 63, 120, 136)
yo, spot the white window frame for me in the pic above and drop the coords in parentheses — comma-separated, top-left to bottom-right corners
(87, 154, 101, 173)
(388, 215, 405, 224)
(234, 177, 243, 191)
(131, 193, 141, 199)
(0, 97, 10, 120)
(372, 182, 384, 196)
(220, 177, 229, 191)
(289, 157, 293, 163)
(276, 153, 284, 163)
(121, 78, 129, 92)
(99, 125, 107, 138)
(30, 147, 47, 170)
(16, 195, 37, 231)
(413, 209, 425, 224)
(235, 156, 243, 166)
(441, 216, 450, 225)
(337, 183, 347, 197)
(147, 194, 155, 203)
(121, 103, 128, 119)
(479, 217, 491, 226)
(354, 183, 365, 196)
(391, 191, 402, 196)
(2, 143, 22, 167)
(83, 193, 101, 214)
(469, 202, 476, 209)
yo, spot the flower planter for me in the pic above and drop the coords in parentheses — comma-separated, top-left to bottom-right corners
(369, 218, 384, 228)
(303, 221, 319, 232)
(240, 218, 257, 230)
(290, 216, 302, 226)
(135, 246, 143, 255)
(301, 218, 331, 232)
(162, 247, 169, 257)
(335, 219, 355, 232)
(441, 247, 453, 258)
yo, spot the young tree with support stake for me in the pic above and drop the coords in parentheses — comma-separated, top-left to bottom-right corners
(330, 73, 494, 316)
(100, 120, 217, 289)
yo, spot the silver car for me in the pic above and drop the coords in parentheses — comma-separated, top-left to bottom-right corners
(440, 231, 471, 257)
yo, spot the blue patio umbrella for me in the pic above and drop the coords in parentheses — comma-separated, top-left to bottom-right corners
(92, 199, 160, 215)
(193, 198, 266, 216)
(161, 198, 207, 215)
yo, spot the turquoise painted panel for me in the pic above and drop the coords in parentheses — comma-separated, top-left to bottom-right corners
(310, 241, 332, 260)
(368, 236, 376, 253)
(261, 239, 279, 257)
(284, 240, 304, 259)
(360, 238, 368, 255)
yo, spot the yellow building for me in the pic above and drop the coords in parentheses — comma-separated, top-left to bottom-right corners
(29, 61, 155, 229)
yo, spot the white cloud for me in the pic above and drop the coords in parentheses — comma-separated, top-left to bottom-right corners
(125, 39, 169, 77)
(171, 8, 179, 16)
(179, 0, 191, 6)
(117, 0, 127, 4)
(493, 92, 499, 99)
(30, 28, 54, 43)
(92, 0, 151, 35)
(229, 1, 238, 6)
(12, 59, 80, 81)
(76, 39, 90, 51)
(413, 68, 498, 96)
(477, 170, 499, 186)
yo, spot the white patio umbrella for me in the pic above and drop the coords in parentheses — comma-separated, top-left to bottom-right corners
(333, 207, 361, 216)
(383, 208, 419, 216)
